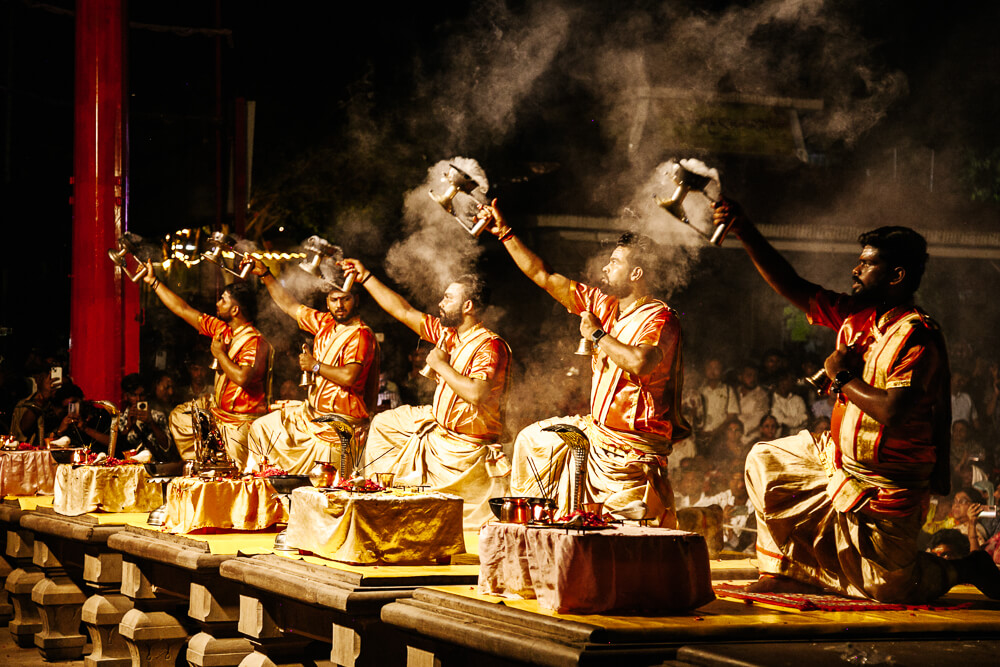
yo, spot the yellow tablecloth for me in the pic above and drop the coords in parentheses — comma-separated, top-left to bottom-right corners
(0, 450, 57, 496)
(54, 464, 163, 516)
(285, 486, 465, 564)
(165, 477, 287, 534)
(478, 523, 714, 614)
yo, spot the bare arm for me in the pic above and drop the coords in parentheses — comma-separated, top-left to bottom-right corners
(340, 259, 426, 336)
(824, 341, 921, 427)
(579, 312, 663, 376)
(246, 257, 302, 319)
(143, 260, 203, 329)
(482, 200, 576, 311)
(425, 348, 492, 405)
(715, 200, 820, 314)
(299, 349, 364, 387)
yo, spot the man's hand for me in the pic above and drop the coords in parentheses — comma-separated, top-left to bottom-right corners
(712, 198, 749, 238)
(425, 347, 448, 372)
(244, 256, 269, 277)
(480, 199, 511, 239)
(579, 312, 602, 340)
(340, 258, 369, 284)
(299, 350, 318, 371)
(210, 335, 229, 360)
(142, 260, 157, 286)
(824, 340, 860, 380)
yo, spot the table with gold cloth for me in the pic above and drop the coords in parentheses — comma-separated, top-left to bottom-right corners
(165, 476, 287, 534)
(478, 522, 714, 614)
(0, 449, 57, 496)
(285, 486, 465, 564)
(53, 464, 163, 516)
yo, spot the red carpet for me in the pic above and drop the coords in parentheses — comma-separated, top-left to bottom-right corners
(713, 583, 973, 612)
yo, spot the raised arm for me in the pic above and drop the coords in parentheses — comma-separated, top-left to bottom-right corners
(143, 260, 204, 329)
(340, 259, 426, 336)
(714, 200, 820, 314)
(245, 257, 302, 319)
(481, 200, 576, 312)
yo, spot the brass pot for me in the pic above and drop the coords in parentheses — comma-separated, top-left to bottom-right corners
(309, 461, 338, 488)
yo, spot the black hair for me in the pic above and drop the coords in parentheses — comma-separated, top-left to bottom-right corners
(223, 282, 258, 322)
(453, 274, 491, 312)
(857, 226, 928, 295)
(926, 528, 970, 558)
(616, 231, 657, 274)
(121, 373, 145, 395)
(54, 382, 84, 403)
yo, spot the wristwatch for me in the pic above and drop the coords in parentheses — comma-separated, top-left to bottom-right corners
(590, 328, 607, 343)
(311, 362, 321, 374)
(831, 369, 855, 394)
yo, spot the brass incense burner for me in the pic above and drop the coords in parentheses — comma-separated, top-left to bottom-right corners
(655, 160, 732, 246)
(428, 163, 491, 237)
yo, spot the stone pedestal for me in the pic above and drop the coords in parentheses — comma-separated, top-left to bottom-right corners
(31, 571, 88, 659)
(0, 553, 15, 624)
(5, 566, 44, 648)
(119, 607, 189, 667)
(82, 592, 133, 667)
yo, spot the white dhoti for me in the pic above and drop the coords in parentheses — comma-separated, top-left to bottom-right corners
(364, 405, 510, 529)
(247, 401, 362, 475)
(745, 430, 952, 603)
(510, 414, 675, 526)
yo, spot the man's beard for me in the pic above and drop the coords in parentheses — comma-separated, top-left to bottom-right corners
(600, 276, 629, 299)
(332, 307, 355, 324)
(851, 281, 886, 308)
(440, 308, 462, 328)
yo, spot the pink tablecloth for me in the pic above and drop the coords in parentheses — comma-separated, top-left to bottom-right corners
(478, 523, 714, 614)
(0, 450, 57, 496)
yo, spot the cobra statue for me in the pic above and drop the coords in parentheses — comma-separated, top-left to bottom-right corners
(542, 423, 590, 512)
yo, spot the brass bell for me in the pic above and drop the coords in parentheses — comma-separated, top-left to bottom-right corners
(574, 338, 594, 356)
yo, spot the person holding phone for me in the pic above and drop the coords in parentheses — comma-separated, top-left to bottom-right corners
(9, 368, 58, 444)
(116, 374, 174, 461)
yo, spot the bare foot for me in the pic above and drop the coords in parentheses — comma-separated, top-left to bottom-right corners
(744, 574, 825, 595)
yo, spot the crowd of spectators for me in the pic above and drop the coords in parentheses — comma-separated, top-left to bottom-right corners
(4, 332, 1000, 567)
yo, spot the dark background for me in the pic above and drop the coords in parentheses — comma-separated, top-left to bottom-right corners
(2, 0, 999, 427)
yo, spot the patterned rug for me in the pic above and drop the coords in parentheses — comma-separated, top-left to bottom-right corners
(714, 583, 973, 612)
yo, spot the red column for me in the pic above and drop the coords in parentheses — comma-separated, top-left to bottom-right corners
(70, 0, 136, 404)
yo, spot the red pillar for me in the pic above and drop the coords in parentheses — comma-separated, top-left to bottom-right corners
(70, 0, 137, 404)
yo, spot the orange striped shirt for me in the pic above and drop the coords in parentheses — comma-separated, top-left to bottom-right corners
(571, 282, 686, 444)
(198, 314, 268, 417)
(297, 306, 377, 420)
(809, 290, 949, 516)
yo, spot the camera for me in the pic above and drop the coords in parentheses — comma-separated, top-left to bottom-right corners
(136, 401, 148, 412)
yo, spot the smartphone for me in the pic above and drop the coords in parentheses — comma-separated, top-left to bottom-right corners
(137, 401, 148, 412)
(68, 401, 80, 417)
(50, 366, 63, 387)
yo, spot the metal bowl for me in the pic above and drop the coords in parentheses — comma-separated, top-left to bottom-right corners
(488, 497, 557, 523)
(266, 475, 313, 495)
(49, 448, 84, 464)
